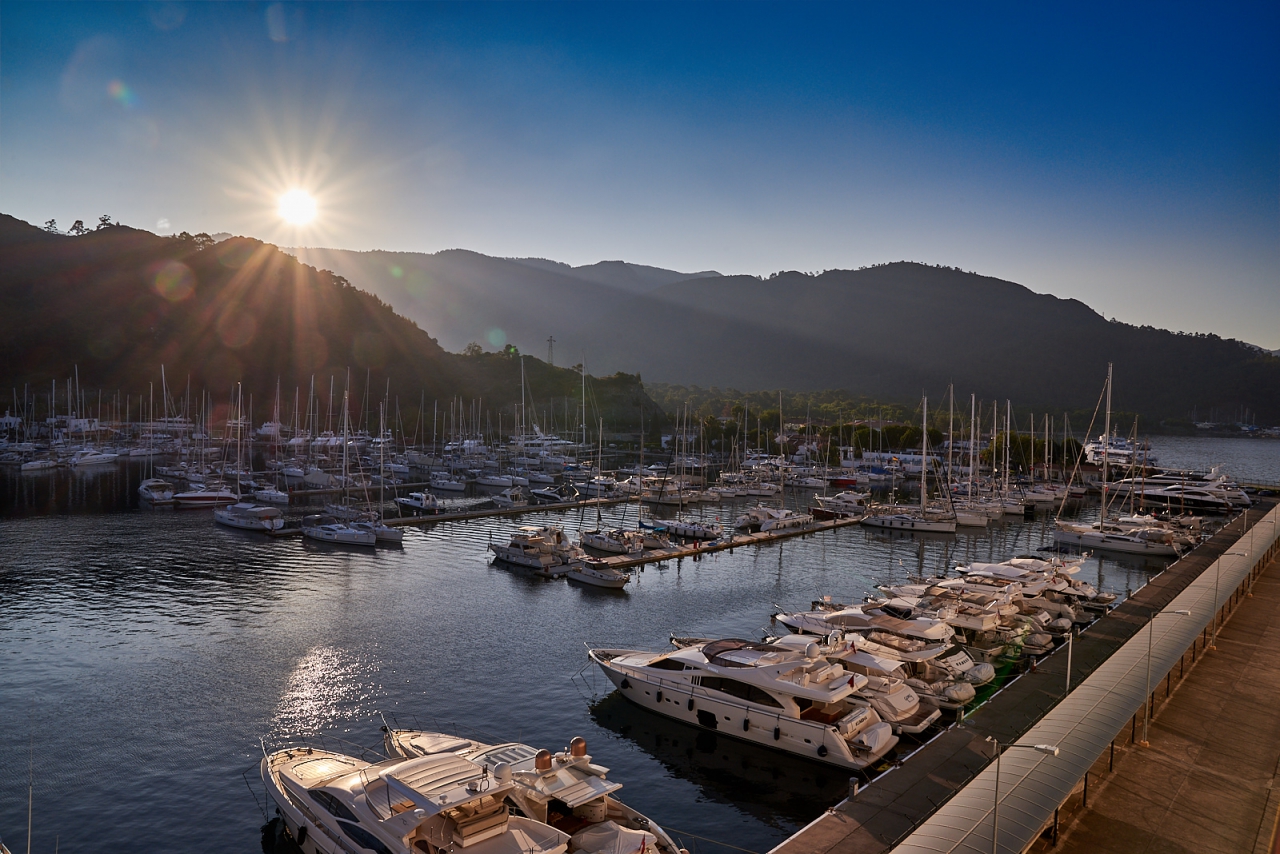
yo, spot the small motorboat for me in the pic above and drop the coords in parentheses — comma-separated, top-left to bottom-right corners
(214, 501, 285, 532)
(567, 561, 631, 589)
(395, 491, 440, 514)
(174, 484, 238, 508)
(252, 486, 290, 505)
(138, 477, 175, 505)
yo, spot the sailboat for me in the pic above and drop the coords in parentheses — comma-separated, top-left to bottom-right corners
(1052, 365, 1181, 557)
(214, 384, 285, 532)
(861, 397, 957, 533)
(303, 388, 376, 546)
(138, 382, 175, 505)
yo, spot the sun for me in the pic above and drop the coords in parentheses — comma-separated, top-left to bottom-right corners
(277, 189, 317, 225)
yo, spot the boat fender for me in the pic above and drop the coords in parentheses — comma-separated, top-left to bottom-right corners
(773, 726, 781, 741)
(743, 718, 750, 732)
(817, 745, 828, 758)
(688, 698, 695, 711)
(621, 678, 631, 690)
(656, 690, 663, 703)
(297, 825, 308, 845)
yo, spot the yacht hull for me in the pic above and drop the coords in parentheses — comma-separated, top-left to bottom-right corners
(589, 651, 898, 771)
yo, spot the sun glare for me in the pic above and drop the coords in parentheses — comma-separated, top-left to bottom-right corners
(278, 189, 317, 225)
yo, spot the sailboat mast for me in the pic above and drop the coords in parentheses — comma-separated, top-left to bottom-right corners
(920, 396, 928, 512)
(968, 394, 976, 498)
(1102, 362, 1112, 516)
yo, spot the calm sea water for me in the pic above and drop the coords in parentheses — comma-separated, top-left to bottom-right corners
(2, 435, 1273, 853)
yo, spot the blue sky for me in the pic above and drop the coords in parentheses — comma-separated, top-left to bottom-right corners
(2, 2, 1277, 347)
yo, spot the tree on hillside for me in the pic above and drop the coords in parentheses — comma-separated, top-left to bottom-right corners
(68, 220, 87, 235)
(44, 219, 58, 233)
(503, 344, 520, 358)
(462, 342, 484, 356)
(96, 214, 114, 230)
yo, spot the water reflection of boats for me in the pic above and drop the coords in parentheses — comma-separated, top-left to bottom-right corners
(587, 693, 850, 829)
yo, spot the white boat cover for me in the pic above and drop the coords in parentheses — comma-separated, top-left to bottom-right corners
(570, 823, 657, 854)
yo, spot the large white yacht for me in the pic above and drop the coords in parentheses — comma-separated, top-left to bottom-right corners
(588, 638, 898, 770)
(380, 730, 680, 854)
(764, 634, 941, 734)
(1052, 520, 1182, 556)
(261, 746, 574, 854)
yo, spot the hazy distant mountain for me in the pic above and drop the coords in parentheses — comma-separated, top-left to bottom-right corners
(577, 265, 1280, 424)
(285, 245, 1278, 424)
(0, 215, 655, 427)
(508, 257, 721, 294)
(287, 246, 720, 356)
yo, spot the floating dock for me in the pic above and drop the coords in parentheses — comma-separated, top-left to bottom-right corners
(597, 516, 865, 569)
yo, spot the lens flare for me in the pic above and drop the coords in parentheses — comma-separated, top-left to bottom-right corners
(107, 80, 137, 107)
(277, 189, 317, 225)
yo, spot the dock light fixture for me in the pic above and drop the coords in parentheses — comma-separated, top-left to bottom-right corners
(986, 738, 1061, 854)
(1141, 608, 1191, 747)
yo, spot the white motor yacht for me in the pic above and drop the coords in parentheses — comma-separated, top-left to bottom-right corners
(430, 474, 468, 492)
(262, 746, 573, 854)
(490, 526, 583, 576)
(1053, 520, 1181, 556)
(814, 491, 869, 516)
(381, 730, 680, 854)
(580, 529, 644, 555)
(476, 473, 515, 488)
(588, 638, 898, 770)
(173, 484, 238, 508)
(396, 492, 441, 514)
(645, 518, 721, 540)
(69, 449, 119, 467)
(20, 458, 59, 472)
(566, 561, 630, 589)
(253, 486, 291, 505)
(733, 505, 814, 533)
(138, 477, 175, 505)
(214, 501, 285, 532)
(766, 634, 941, 734)
(490, 487, 528, 509)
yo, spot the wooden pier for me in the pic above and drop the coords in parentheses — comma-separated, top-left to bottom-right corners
(597, 516, 865, 569)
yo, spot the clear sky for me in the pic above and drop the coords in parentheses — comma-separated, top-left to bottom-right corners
(2, 2, 1277, 348)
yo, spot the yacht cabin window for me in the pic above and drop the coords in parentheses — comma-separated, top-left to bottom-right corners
(698, 676, 783, 708)
(309, 789, 361, 823)
(339, 819, 395, 854)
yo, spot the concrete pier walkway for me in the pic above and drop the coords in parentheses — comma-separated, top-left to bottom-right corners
(1038, 546, 1280, 854)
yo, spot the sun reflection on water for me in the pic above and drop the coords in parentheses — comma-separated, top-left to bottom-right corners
(271, 645, 382, 739)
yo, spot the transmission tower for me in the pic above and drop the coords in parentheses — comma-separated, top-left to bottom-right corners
(547, 336, 555, 366)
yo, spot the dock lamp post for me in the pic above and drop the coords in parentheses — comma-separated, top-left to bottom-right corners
(1141, 608, 1191, 747)
(986, 738, 1060, 854)
(1212, 553, 1248, 650)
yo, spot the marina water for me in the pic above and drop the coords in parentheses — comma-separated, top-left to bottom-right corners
(1, 436, 1276, 853)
